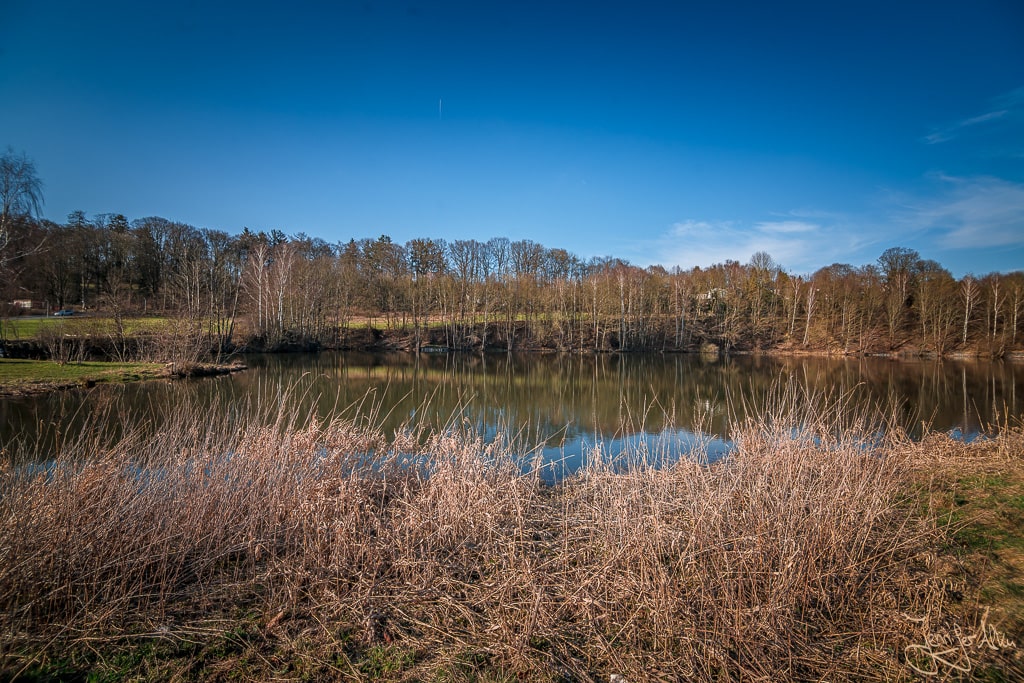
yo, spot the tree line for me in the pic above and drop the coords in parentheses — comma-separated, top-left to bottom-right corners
(1, 149, 1021, 356)
(2, 211, 1021, 356)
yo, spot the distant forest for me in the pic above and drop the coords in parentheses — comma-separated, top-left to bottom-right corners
(2, 207, 1022, 357)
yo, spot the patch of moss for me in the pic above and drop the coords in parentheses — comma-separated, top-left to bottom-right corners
(356, 644, 417, 678)
(932, 464, 1024, 646)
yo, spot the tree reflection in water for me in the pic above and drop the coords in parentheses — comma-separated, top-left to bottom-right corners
(2, 352, 1021, 467)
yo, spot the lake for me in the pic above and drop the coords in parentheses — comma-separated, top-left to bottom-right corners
(2, 352, 1022, 473)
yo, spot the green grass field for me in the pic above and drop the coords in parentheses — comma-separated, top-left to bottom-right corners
(0, 316, 180, 340)
(0, 316, 55, 339)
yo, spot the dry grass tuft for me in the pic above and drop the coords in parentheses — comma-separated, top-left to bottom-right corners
(0, 391, 1019, 680)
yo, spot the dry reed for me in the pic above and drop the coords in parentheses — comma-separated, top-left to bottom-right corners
(0, 387, 1017, 680)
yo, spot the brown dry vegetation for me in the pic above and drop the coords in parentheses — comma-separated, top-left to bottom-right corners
(0, 392, 1021, 681)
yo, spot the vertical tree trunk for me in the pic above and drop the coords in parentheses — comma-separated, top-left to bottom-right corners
(803, 287, 816, 346)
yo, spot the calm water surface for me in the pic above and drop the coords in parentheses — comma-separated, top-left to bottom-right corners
(2, 352, 1022, 470)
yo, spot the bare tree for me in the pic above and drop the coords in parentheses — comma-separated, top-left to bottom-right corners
(1011, 274, 1023, 345)
(988, 276, 1005, 344)
(802, 285, 816, 347)
(0, 148, 44, 269)
(960, 275, 978, 345)
(878, 246, 919, 347)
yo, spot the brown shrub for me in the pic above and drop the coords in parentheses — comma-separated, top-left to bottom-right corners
(0, 394, 1016, 680)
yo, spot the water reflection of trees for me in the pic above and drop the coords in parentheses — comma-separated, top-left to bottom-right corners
(169, 353, 1024, 442)
(2, 353, 1021, 456)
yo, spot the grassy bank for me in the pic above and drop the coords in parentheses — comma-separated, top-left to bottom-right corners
(0, 359, 168, 397)
(0, 358, 246, 397)
(1, 397, 1021, 681)
(912, 432, 1024, 653)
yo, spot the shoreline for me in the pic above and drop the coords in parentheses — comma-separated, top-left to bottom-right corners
(1, 334, 1020, 400)
(237, 327, 1024, 361)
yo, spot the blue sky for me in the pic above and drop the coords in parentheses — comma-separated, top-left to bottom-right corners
(2, 0, 1022, 276)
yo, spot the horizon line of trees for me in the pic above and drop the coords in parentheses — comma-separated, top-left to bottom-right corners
(2, 209, 1022, 355)
(1, 148, 1021, 355)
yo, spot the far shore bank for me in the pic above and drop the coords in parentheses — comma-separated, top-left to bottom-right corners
(232, 324, 1024, 361)
(1, 320, 1020, 400)
(4, 311, 1022, 365)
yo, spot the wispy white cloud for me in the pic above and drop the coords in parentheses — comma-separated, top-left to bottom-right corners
(924, 110, 1008, 144)
(896, 175, 1024, 249)
(923, 85, 1023, 144)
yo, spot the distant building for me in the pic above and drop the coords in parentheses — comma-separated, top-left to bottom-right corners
(698, 288, 726, 301)
(11, 299, 43, 310)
